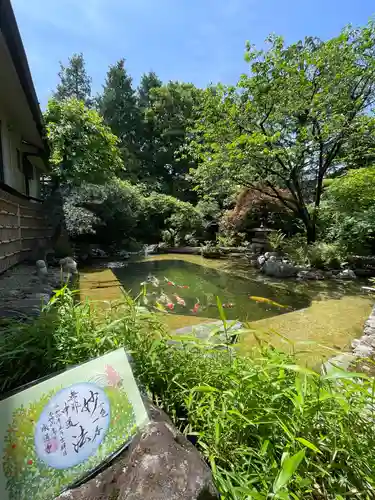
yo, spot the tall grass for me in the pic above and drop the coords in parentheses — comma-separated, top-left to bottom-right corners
(1, 288, 375, 498)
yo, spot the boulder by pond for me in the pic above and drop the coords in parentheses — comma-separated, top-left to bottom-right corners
(55, 403, 219, 500)
(262, 259, 298, 278)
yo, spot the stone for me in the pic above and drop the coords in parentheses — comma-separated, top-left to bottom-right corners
(337, 269, 356, 280)
(353, 343, 374, 358)
(118, 250, 130, 260)
(257, 255, 266, 267)
(36, 259, 48, 283)
(268, 255, 278, 263)
(297, 269, 325, 280)
(262, 260, 297, 278)
(59, 257, 78, 275)
(34, 293, 50, 305)
(264, 252, 278, 260)
(55, 404, 219, 500)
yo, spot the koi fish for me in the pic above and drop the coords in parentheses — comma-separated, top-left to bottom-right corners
(174, 294, 186, 307)
(190, 302, 200, 313)
(158, 293, 170, 304)
(182, 285, 189, 289)
(222, 303, 234, 309)
(164, 277, 175, 286)
(248, 296, 286, 308)
(166, 302, 175, 310)
(147, 275, 160, 287)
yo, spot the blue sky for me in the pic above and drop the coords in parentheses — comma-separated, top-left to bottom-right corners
(12, 0, 375, 109)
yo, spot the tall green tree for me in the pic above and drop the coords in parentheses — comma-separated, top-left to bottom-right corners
(187, 22, 375, 242)
(54, 53, 92, 104)
(45, 98, 123, 185)
(98, 59, 141, 178)
(137, 71, 162, 109)
(142, 82, 201, 199)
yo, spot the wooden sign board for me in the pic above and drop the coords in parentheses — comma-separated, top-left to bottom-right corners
(0, 348, 149, 500)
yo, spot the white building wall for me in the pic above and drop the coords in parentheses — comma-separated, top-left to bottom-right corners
(0, 110, 25, 194)
(0, 106, 42, 198)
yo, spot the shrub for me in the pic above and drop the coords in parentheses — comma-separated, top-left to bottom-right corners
(268, 230, 286, 252)
(2, 290, 374, 498)
(307, 242, 342, 269)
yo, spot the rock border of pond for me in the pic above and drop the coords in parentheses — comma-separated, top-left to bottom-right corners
(323, 303, 375, 375)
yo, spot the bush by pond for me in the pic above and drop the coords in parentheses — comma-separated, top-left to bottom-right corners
(1, 289, 375, 498)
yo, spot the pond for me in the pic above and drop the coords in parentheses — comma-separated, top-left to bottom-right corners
(113, 255, 311, 324)
(84, 254, 372, 363)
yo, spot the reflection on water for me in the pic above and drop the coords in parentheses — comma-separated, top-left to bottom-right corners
(113, 258, 311, 324)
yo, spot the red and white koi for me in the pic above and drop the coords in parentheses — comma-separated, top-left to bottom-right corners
(174, 294, 186, 307)
(190, 301, 200, 314)
(166, 302, 175, 310)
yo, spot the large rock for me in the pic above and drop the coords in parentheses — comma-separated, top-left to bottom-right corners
(337, 269, 356, 280)
(55, 404, 219, 500)
(262, 260, 297, 278)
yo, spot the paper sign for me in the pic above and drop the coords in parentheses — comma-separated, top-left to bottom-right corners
(0, 348, 149, 500)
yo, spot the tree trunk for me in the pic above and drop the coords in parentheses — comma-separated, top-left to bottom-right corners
(306, 222, 316, 244)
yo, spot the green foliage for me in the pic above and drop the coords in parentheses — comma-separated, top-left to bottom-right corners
(326, 167, 375, 213)
(140, 82, 201, 199)
(45, 98, 124, 185)
(54, 53, 92, 104)
(63, 180, 144, 241)
(0, 286, 165, 394)
(137, 71, 162, 109)
(2, 289, 375, 498)
(318, 167, 375, 254)
(125, 321, 375, 498)
(307, 242, 342, 269)
(143, 192, 203, 244)
(268, 230, 286, 252)
(187, 22, 375, 242)
(98, 59, 141, 179)
(62, 180, 202, 247)
(280, 236, 342, 268)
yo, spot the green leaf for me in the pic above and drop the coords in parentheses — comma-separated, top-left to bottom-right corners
(191, 385, 219, 393)
(295, 437, 321, 454)
(322, 368, 370, 381)
(273, 449, 305, 493)
(216, 296, 227, 329)
(277, 364, 319, 377)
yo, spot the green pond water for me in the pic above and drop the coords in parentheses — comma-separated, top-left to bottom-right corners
(113, 255, 311, 323)
(97, 254, 372, 361)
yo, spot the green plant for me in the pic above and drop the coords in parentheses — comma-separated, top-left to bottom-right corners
(2, 288, 375, 498)
(0, 286, 165, 394)
(307, 242, 342, 269)
(126, 326, 375, 499)
(186, 22, 375, 243)
(280, 234, 309, 265)
(268, 230, 286, 252)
